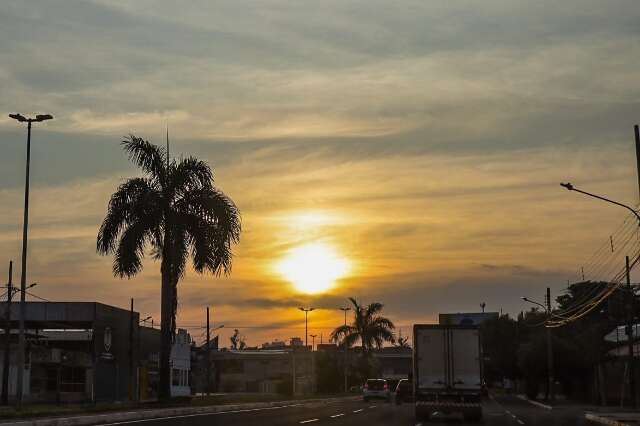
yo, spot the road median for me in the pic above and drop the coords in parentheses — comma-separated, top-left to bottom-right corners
(2, 396, 359, 426)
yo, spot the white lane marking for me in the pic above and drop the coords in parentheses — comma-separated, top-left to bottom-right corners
(330, 413, 345, 418)
(511, 414, 518, 419)
(368, 405, 377, 409)
(300, 419, 319, 424)
(506, 410, 512, 415)
(517, 420, 525, 425)
(416, 423, 423, 426)
(353, 408, 364, 413)
(97, 404, 303, 425)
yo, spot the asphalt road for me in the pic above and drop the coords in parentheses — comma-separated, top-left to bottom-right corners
(103, 394, 591, 426)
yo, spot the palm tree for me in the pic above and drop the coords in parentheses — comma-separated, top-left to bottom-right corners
(395, 336, 410, 349)
(97, 135, 240, 400)
(330, 297, 395, 356)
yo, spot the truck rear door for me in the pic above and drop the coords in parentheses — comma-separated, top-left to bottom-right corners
(415, 327, 447, 389)
(449, 328, 481, 390)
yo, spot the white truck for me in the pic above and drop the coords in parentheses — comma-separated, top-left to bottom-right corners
(413, 325, 483, 422)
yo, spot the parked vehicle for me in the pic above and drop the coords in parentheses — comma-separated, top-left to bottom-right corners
(413, 325, 483, 422)
(363, 379, 391, 402)
(394, 378, 413, 404)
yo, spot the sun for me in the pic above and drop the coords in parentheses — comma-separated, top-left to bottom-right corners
(277, 243, 350, 294)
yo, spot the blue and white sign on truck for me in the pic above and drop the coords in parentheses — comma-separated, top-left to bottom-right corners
(413, 324, 483, 422)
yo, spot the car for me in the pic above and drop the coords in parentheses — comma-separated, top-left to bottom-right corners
(363, 379, 391, 402)
(394, 378, 413, 404)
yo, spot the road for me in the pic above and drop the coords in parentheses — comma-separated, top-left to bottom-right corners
(103, 394, 591, 426)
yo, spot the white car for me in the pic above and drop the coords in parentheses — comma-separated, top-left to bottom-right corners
(363, 379, 391, 402)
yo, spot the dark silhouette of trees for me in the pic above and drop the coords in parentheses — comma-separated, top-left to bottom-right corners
(330, 297, 395, 355)
(230, 329, 246, 350)
(97, 135, 240, 400)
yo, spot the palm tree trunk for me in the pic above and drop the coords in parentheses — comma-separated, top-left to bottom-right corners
(158, 234, 173, 401)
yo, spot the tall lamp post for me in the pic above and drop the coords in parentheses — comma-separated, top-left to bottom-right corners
(561, 182, 639, 407)
(9, 113, 53, 407)
(522, 293, 554, 402)
(298, 307, 314, 349)
(339, 307, 351, 393)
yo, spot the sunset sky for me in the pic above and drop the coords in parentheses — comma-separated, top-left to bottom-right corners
(1, 0, 640, 347)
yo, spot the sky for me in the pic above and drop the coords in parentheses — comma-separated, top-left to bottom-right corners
(1, 0, 640, 347)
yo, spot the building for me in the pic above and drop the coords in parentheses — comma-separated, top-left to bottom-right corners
(0, 302, 190, 403)
(439, 312, 499, 326)
(191, 337, 313, 395)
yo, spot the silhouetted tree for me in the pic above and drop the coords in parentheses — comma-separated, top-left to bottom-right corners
(230, 329, 246, 350)
(395, 336, 411, 349)
(330, 297, 395, 356)
(97, 135, 241, 400)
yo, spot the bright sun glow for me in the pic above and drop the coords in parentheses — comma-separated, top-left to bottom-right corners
(277, 243, 350, 294)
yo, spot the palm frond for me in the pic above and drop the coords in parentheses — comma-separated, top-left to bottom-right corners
(97, 178, 158, 254)
(121, 135, 167, 185)
(170, 156, 213, 196)
(113, 220, 154, 278)
(365, 302, 384, 318)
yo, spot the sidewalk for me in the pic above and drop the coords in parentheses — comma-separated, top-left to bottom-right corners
(0, 395, 358, 426)
(585, 412, 640, 426)
(515, 394, 640, 426)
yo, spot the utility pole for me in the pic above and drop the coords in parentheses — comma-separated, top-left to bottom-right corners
(2, 261, 13, 405)
(310, 334, 316, 393)
(546, 287, 555, 402)
(627, 256, 637, 408)
(206, 307, 210, 396)
(340, 307, 350, 393)
(634, 124, 640, 201)
(129, 298, 135, 401)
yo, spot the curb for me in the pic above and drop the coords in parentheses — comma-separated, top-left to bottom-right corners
(2, 396, 358, 426)
(585, 413, 631, 426)
(516, 395, 553, 410)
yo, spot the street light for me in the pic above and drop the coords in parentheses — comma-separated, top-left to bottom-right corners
(298, 307, 315, 349)
(522, 292, 554, 402)
(560, 182, 640, 224)
(339, 307, 351, 393)
(561, 181, 639, 407)
(9, 112, 53, 407)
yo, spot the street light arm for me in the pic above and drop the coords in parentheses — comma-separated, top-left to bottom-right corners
(561, 182, 640, 225)
(522, 297, 548, 312)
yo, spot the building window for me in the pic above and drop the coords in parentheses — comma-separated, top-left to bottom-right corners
(172, 368, 180, 386)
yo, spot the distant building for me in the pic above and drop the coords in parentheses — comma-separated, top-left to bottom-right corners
(439, 312, 499, 326)
(262, 340, 287, 350)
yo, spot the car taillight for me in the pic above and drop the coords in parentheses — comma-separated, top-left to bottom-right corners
(384, 383, 388, 390)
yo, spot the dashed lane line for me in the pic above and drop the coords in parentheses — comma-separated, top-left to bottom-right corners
(369, 405, 377, 409)
(353, 409, 364, 413)
(300, 419, 319, 424)
(330, 413, 345, 418)
(100, 404, 303, 425)
(517, 420, 525, 425)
